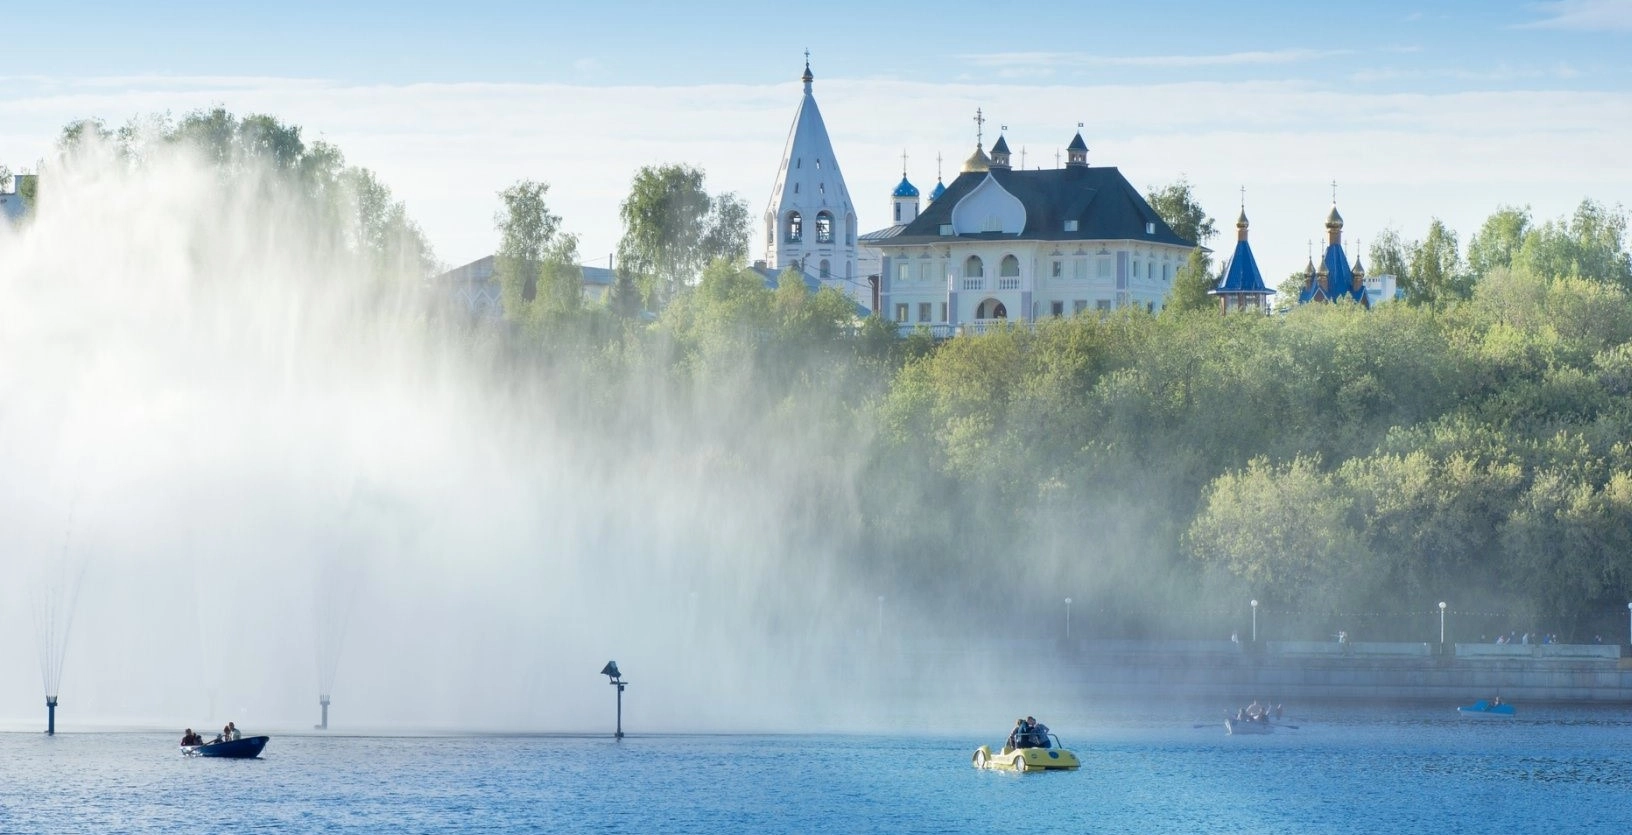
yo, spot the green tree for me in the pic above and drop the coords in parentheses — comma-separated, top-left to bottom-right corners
(1368, 228, 1408, 284)
(616, 164, 749, 307)
(1515, 199, 1632, 290)
(1145, 177, 1217, 251)
(1163, 248, 1217, 313)
(494, 179, 562, 315)
(1403, 219, 1469, 307)
(1467, 206, 1531, 278)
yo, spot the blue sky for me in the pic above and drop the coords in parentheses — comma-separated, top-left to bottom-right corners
(4, 0, 1631, 272)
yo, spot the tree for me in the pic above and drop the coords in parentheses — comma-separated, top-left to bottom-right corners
(616, 164, 748, 307)
(1516, 199, 1632, 290)
(1145, 177, 1217, 252)
(1467, 206, 1531, 279)
(1403, 219, 1469, 307)
(1163, 248, 1217, 313)
(494, 179, 562, 315)
(1368, 228, 1408, 284)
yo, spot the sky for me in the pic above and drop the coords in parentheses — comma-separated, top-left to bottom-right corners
(3, 0, 1631, 280)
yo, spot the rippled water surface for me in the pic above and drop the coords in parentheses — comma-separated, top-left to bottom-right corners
(3, 705, 1630, 833)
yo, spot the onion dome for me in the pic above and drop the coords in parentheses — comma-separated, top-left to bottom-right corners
(962, 144, 990, 173)
(892, 176, 919, 198)
(1236, 208, 1249, 230)
(929, 178, 947, 202)
(1353, 251, 1366, 278)
(801, 60, 813, 85)
(1325, 203, 1344, 230)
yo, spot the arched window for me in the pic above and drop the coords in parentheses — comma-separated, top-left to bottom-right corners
(1000, 255, 1020, 277)
(816, 211, 834, 244)
(765, 218, 774, 247)
(819, 259, 830, 279)
(974, 299, 1008, 320)
(964, 256, 984, 278)
(786, 212, 802, 243)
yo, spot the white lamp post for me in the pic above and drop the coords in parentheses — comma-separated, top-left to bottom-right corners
(1064, 597, 1073, 639)
(1250, 599, 1258, 642)
(1439, 601, 1447, 645)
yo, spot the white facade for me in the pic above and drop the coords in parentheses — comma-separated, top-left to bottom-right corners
(869, 151, 1195, 333)
(764, 61, 865, 308)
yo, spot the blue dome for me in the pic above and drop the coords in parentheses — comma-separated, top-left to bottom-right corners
(929, 179, 946, 201)
(892, 176, 919, 198)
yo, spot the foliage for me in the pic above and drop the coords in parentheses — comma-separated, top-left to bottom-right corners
(616, 164, 749, 307)
(1164, 248, 1217, 314)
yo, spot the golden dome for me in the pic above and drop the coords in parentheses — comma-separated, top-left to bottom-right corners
(1236, 208, 1249, 229)
(962, 144, 990, 173)
(1325, 203, 1344, 229)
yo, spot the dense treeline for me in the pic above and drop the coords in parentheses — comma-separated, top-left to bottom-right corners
(37, 110, 1632, 644)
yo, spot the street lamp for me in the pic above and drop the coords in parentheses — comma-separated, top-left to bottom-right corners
(1250, 600, 1258, 642)
(1439, 601, 1447, 645)
(600, 661, 627, 740)
(1064, 598, 1073, 640)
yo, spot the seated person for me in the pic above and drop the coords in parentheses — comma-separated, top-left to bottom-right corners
(1027, 716, 1051, 748)
(181, 729, 203, 746)
(1007, 718, 1032, 750)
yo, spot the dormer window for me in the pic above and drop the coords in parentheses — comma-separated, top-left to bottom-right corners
(1064, 220, 1078, 232)
(1145, 222, 1156, 235)
(816, 211, 833, 243)
(786, 211, 802, 243)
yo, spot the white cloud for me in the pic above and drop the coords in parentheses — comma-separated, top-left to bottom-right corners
(1521, 0, 1632, 31)
(1, 73, 1628, 282)
(959, 49, 1350, 71)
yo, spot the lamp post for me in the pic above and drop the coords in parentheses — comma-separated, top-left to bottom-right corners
(318, 694, 330, 731)
(1064, 598, 1073, 640)
(1439, 601, 1447, 646)
(600, 661, 627, 740)
(46, 695, 57, 736)
(1250, 600, 1258, 642)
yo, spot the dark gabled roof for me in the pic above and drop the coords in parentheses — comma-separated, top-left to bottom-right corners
(1211, 238, 1271, 296)
(1066, 132, 1088, 152)
(879, 165, 1193, 247)
(859, 224, 907, 241)
(991, 135, 1011, 154)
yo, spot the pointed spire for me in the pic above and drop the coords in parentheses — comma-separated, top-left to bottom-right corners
(1066, 123, 1088, 167)
(990, 132, 1011, 170)
(1236, 185, 1249, 241)
(802, 49, 813, 89)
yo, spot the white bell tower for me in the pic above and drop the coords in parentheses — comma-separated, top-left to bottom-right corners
(764, 54, 859, 303)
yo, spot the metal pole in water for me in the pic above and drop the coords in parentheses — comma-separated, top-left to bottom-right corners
(319, 695, 330, 730)
(46, 695, 57, 736)
(615, 681, 624, 740)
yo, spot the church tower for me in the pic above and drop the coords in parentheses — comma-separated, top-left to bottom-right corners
(765, 55, 859, 302)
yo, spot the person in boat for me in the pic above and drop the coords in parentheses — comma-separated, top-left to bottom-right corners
(1245, 700, 1264, 721)
(226, 721, 241, 741)
(1491, 696, 1503, 707)
(1006, 718, 1032, 751)
(181, 728, 203, 747)
(1026, 716, 1051, 748)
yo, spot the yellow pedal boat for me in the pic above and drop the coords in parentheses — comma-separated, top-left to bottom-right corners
(972, 736, 1080, 772)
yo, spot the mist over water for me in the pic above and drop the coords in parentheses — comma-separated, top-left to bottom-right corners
(0, 139, 890, 733)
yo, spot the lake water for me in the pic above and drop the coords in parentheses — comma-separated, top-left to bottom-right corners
(3, 705, 1629, 834)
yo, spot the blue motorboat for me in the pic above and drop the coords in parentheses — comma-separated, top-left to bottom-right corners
(183, 735, 269, 758)
(1456, 700, 1515, 718)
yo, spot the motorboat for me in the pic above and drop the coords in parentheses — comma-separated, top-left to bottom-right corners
(1457, 700, 1515, 718)
(182, 735, 270, 759)
(972, 734, 1080, 771)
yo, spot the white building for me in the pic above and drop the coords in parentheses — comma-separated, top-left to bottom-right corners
(764, 59, 868, 310)
(862, 129, 1195, 334)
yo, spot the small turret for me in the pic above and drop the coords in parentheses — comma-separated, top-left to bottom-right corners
(891, 151, 920, 224)
(989, 135, 1012, 170)
(1066, 131, 1088, 167)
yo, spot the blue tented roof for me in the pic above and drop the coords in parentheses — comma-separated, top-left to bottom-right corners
(1211, 238, 1271, 296)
